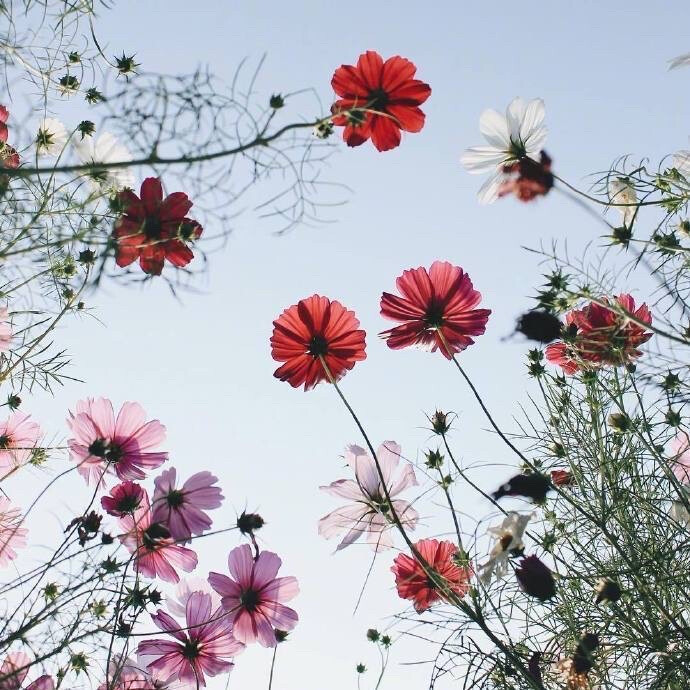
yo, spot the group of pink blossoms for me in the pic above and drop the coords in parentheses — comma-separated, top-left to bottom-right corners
(62, 397, 299, 685)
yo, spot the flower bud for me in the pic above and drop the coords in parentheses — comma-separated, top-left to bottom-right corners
(425, 449, 443, 469)
(237, 511, 265, 535)
(493, 472, 552, 503)
(515, 555, 556, 601)
(269, 94, 285, 109)
(515, 309, 562, 343)
(607, 412, 631, 433)
(594, 578, 621, 604)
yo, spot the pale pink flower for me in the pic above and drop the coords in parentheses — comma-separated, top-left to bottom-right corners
(98, 656, 182, 690)
(138, 592, 243, 687)
(119, 489, 197, 584)
(0, 308, 11, 352)
(318, 441, 418, 551)
(151, 468, 223, 543)
(208, 544, 299, 648)
(0, 651, 53, 690)
(0, 412, 41, 478)
(0, 498, 27, 568)
(67, 398, 167, 486)
(670, 430, 690, 483)
(167, 577, 221, 618)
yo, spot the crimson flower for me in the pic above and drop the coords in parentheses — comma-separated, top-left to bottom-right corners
(271, 294, 366, 390)
(380, 261, 491, 358)
(113, 178, 203, 276)
(551, 469, 574, 487)
(330, 51, 431, 152)
(138, 592, 243, 687)
(101, 481, 145, 517)
(545, 294, 652, 374)
(391, 538, 472, 613)
(0, 106, 19, 170)
(208, 544, 299, 648)
(498, 151, 554, 202)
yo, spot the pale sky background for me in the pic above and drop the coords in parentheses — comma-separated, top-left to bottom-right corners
(9, 1, 690, 689)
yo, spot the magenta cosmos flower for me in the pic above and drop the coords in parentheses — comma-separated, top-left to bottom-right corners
(101, 481, 146, 517)
(380, 261, 491, 358)
(208, 544, 299, 648)
(0, 412, 41, 479)
(0, 308, 11, 352)
(67, 398, 167, 486)
(318, 441, 418, 551)
(138, 592, 243, 688)
(119, 489, 197, 583)
(151, 468, 223, 543)
(0, 652, 53, 690)
(0, 497, 27, 568)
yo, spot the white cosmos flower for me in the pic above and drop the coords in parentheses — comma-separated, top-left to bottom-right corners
(478, 511, 532, 585)
(36, 117, 68, 156)
(461, 97, 547, 204)
(73, 131, 134, 193)
(608, 177, 638, 227)
(670, 486, 690, 529)
(673, 149, 690, 177)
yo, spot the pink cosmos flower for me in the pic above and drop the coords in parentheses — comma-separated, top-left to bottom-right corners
(0, 412, 41, 479)
(101, 481, 146, 517)
(119, 489, 197, 583)
(208, 544, 299, 648)
(0, 498, 28, 568)
(670, 431, 690, 483)
(138, 592, 243, 687)
(318, 441, 418, 551)
(0, 308, 11, 352)
(67, 398, 167, 486)
(151, 468, 223, 543)
(0, 651, 53, 690)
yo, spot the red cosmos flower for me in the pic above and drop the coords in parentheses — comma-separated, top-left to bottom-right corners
(380, 261, 491, 358)
(498, 151, 554, 202)
(330, 51, 431, 152)
(113, 177, 203, 276)
(391, 538, 472, 613)
(271, 295, 366, 391)
(0, 106, 20, 169)
(545, 294, 652, 374)
(550, 469, 574, 487)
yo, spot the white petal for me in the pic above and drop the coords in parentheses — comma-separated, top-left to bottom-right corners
(506, 97, 527, 141)
(479, 108, 510, 149)
(460, 146, 507, 173)
(674, 150, 690, 175)
(476, 171, 504, 204)
(519, 98, 546, 143)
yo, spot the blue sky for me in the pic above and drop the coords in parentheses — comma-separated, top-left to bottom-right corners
(15, 1, 690, 688)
